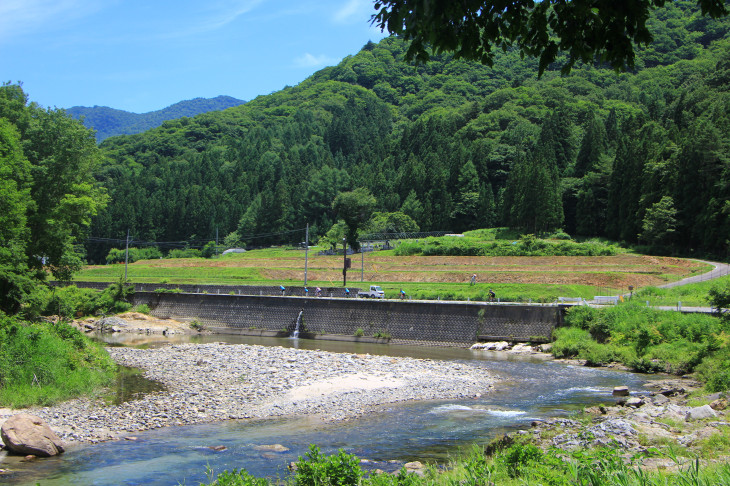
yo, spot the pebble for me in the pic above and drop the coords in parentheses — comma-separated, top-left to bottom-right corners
(24, 343, 494, 445)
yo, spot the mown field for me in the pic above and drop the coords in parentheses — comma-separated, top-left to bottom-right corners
(75, 248, 714, 304)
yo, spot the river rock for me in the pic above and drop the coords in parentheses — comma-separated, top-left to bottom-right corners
(403, 461, 426, 475)
(625, 397, 644, 408)
(685, 405, 717, 421)
(710, 398, 728, 411)
(97, 317, 129, 332)
(0, 414, 65, 457)
(651, 393, 669, 405)
(254, 444, 289, 452)
(612, 386, 630, 397)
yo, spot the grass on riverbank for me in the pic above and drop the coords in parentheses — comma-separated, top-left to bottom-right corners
(200, 442, 730, 486)
(0, 315, 117, 408)
(554, 302, 730, 389)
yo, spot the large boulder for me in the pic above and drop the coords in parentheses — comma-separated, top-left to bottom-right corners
(685, 405, 717, 422)
(0, 414, 65, 457)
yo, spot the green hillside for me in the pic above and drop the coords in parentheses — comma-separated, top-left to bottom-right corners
(66, 95, 245, 142)
(89, 1, 729, 262)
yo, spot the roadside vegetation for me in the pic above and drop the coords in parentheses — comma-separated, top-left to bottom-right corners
(199, 443, 730, 486)
(553, 282, 730, 391)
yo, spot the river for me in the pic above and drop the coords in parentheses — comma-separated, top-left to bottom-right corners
(5, 334, 655, 485)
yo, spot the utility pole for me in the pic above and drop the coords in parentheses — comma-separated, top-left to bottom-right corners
(124, 229, 130, 281)
(361, 244, 364, 282)
(216, 227, 219, 256)
(343, 238, 347, 287)
(304, 223, 309, 286)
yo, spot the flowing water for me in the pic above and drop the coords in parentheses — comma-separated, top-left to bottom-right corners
(4, 334, 657, 485)
(291, 311, 303, 339)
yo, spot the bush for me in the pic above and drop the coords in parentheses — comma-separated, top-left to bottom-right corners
(393, 234, 618, 257)
(696, 347, 730, 392)
(166, 248, 202, 259)
(557, 302, 730, 378)
(0, 315, 116, 407)
(294, 445, 362, 486)
(202, 467, 269, 486)
(131, 304, 151, 314)
(708, 281, 730, 319)
(201, 241, 218, 258)
(105, 247, 162, 264)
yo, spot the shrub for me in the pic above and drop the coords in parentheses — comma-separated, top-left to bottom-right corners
(105, 247, 162, 264)
(354, 328, 364, 337)
(203, 467, 269, 486)
(549, 229, 572, 240)
(696, 347, 730, 392)
(708, 281, 730, 319)
(294, 445, 362, 486)
(131, 304, 151, 314)
(0, 316, 116, 407)
(166, 248, 202, 259)
(201, 241, 218, 259)
(551, 327, 593, 358)
(393, 234, 618, 257)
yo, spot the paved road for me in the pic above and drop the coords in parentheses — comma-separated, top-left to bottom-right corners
(585, 260, 730, 313)
(659, 260, 730, 288)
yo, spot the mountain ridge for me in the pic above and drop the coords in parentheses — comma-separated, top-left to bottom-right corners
(66, 95, 246, 141)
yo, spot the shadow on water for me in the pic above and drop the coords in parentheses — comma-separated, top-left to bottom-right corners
(4, 331, 667, 486)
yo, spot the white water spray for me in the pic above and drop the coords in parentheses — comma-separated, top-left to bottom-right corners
(292, 310, 303, 338)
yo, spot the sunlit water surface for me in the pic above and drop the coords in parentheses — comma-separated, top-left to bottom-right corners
(3, 334, 656, 485)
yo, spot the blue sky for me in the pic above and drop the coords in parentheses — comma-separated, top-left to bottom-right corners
(1, 0, 389, 113)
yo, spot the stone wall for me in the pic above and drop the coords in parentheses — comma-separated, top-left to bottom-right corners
(132, 292, 560, 346)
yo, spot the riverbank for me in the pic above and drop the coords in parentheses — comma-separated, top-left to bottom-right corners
(1, 342, 495, 446)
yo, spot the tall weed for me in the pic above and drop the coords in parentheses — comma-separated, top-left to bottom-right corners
(0, 315, 116, 407)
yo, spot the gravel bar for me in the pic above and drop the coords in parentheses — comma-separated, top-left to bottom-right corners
(28, 343, 494, 444)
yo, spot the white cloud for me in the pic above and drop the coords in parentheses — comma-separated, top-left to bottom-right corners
(0, 0, 99, 40)
(332, 0, 369, 24)
(191, 0, 265, 33)
(294, 52, 338, 68)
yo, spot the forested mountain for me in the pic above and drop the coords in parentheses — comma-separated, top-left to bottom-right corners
(89, 1, 730, 262)
(66, 96, 245, 142)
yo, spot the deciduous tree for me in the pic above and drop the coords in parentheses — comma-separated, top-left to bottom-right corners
(371, 0, 728, 74)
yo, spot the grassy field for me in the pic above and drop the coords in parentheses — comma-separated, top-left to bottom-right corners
(74, 247, 718, 304)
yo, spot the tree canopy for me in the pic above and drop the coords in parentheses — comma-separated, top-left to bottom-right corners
(0, 84, 106, 313)
(371, 0, 729, 74)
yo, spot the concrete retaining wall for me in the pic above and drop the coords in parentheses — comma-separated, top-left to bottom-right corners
(132, 292, 560, 346)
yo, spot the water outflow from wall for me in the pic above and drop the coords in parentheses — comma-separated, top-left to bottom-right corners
(291, 310, 303, 338)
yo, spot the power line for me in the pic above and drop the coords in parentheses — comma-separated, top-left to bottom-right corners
(84, 227, 309, 249)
